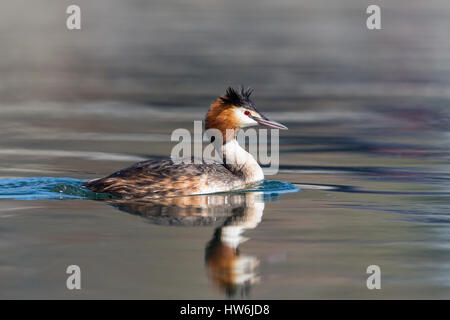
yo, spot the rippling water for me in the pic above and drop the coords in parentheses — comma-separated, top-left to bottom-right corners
(0, 177, 299, 200)
(1, 0, 450, 299)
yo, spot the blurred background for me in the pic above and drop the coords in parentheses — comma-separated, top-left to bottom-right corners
(1, 0, 450, 104)
(0, 0, 449, 299)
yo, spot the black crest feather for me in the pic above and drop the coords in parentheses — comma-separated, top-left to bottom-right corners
(220, 86, 255, 108)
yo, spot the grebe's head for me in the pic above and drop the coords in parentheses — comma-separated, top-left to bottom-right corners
(205, 87, 287, 141)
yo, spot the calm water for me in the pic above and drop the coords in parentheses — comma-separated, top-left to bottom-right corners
(0, 1, 450, 299)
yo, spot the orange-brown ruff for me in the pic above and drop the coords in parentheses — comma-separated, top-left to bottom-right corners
(83, 87, 287, 199)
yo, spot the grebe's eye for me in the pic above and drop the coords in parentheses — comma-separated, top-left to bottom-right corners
(244, 110, 250, 116)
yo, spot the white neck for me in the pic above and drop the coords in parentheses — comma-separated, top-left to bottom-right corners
(220, 139, 264, 184)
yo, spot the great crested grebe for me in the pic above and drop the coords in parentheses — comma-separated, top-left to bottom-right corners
(83, 87, 287, 199)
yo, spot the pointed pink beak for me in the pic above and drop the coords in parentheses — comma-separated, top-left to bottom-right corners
(250, 115, 288, 130)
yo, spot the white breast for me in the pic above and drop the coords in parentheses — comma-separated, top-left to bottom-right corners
(222, 139, 264, 183)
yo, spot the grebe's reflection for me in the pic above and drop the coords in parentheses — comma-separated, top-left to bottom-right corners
(205, 193, 264, 297)
(107, 192, 266, 297)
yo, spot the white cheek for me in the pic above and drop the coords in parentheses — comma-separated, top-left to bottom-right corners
(233, 109, 258, 127)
